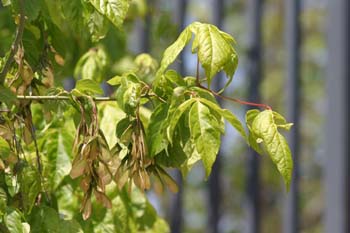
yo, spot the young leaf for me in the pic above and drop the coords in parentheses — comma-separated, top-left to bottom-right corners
(89, 0, 129, 28)
(157, 22, 238, 89)
(251, 110, 293, 188)
(189, 22, 238, 87)
(189, 101, 221, 177)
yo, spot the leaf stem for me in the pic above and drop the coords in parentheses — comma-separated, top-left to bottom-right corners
(0, 0, 26, 85)
(196, 56, 200, 86)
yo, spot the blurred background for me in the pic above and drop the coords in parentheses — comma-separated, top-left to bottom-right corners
(0, 0, 348, 233)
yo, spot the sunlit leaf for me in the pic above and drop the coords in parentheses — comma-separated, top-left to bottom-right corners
(157, 22, 238, 89)
(251, 110, 293, 188)
(89, 0, 129, 28)
(189, 101, 221, 177)
(4, 209, 26, 233)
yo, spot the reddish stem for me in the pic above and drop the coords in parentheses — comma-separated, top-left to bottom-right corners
(199, 85, 271, 110)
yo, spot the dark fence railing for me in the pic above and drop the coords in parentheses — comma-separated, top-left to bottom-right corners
(169, 1, 188, 233)
(283, 0, 301, 233)
(325, 0, 349, 233)
(208, 0, 224, 233)
(245, 0, 263, 232)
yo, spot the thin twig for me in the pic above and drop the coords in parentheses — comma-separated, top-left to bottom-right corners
(0, 0, 26, 85)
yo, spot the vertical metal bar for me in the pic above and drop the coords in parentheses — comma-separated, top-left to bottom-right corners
(325, 0, 349, 233)
(136, 0, 153, 53)
(169, 1, 187, 233)
(245, 0, 263, 233)
(283, 0, 301, 233)
(174, 0, 188, 75)
(208, 1, 224, 232)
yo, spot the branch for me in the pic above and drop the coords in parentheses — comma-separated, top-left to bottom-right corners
(0, 0, 26, 85)
(16, 95, 117, 101)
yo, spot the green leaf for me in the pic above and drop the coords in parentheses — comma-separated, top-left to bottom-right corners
(163, 70, 186, 87)
(1, 0, 11, 7)
(0, 137, 10, 160)
(156, 27, 192, 76)
(60, 220, 84, 233)
(197, 98, 247, 141)
(44, 127, 74, 189)
(147, 103, 169, 157)
(107, 75, 122, 86)
(23, 0, 41, 21)
(0, 86, 17, 106)
(4, 209, 26, 233)
(166, 98, 196, 143)
(89, 0, 129, 28)
(75, 79, 103, 95)
(29, 206, 83, 233)
(87, 10, 109, 42)
(189, 22, 238, 87)
(157, 22, 238, 89)
(115, 76, 142, 115)
(245, 109, 264, 155)
(189, 101, 221, 177)
(19, 166, 41, 213)
(251, 110, 293, 188)
(99, 103, 126, 148)
(273, 112, 294, 130)
(155, 139, 187, 168)
(0, 188, 7, 217)
(134, 53, 158, 76)
(74, 48, 108, 83)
